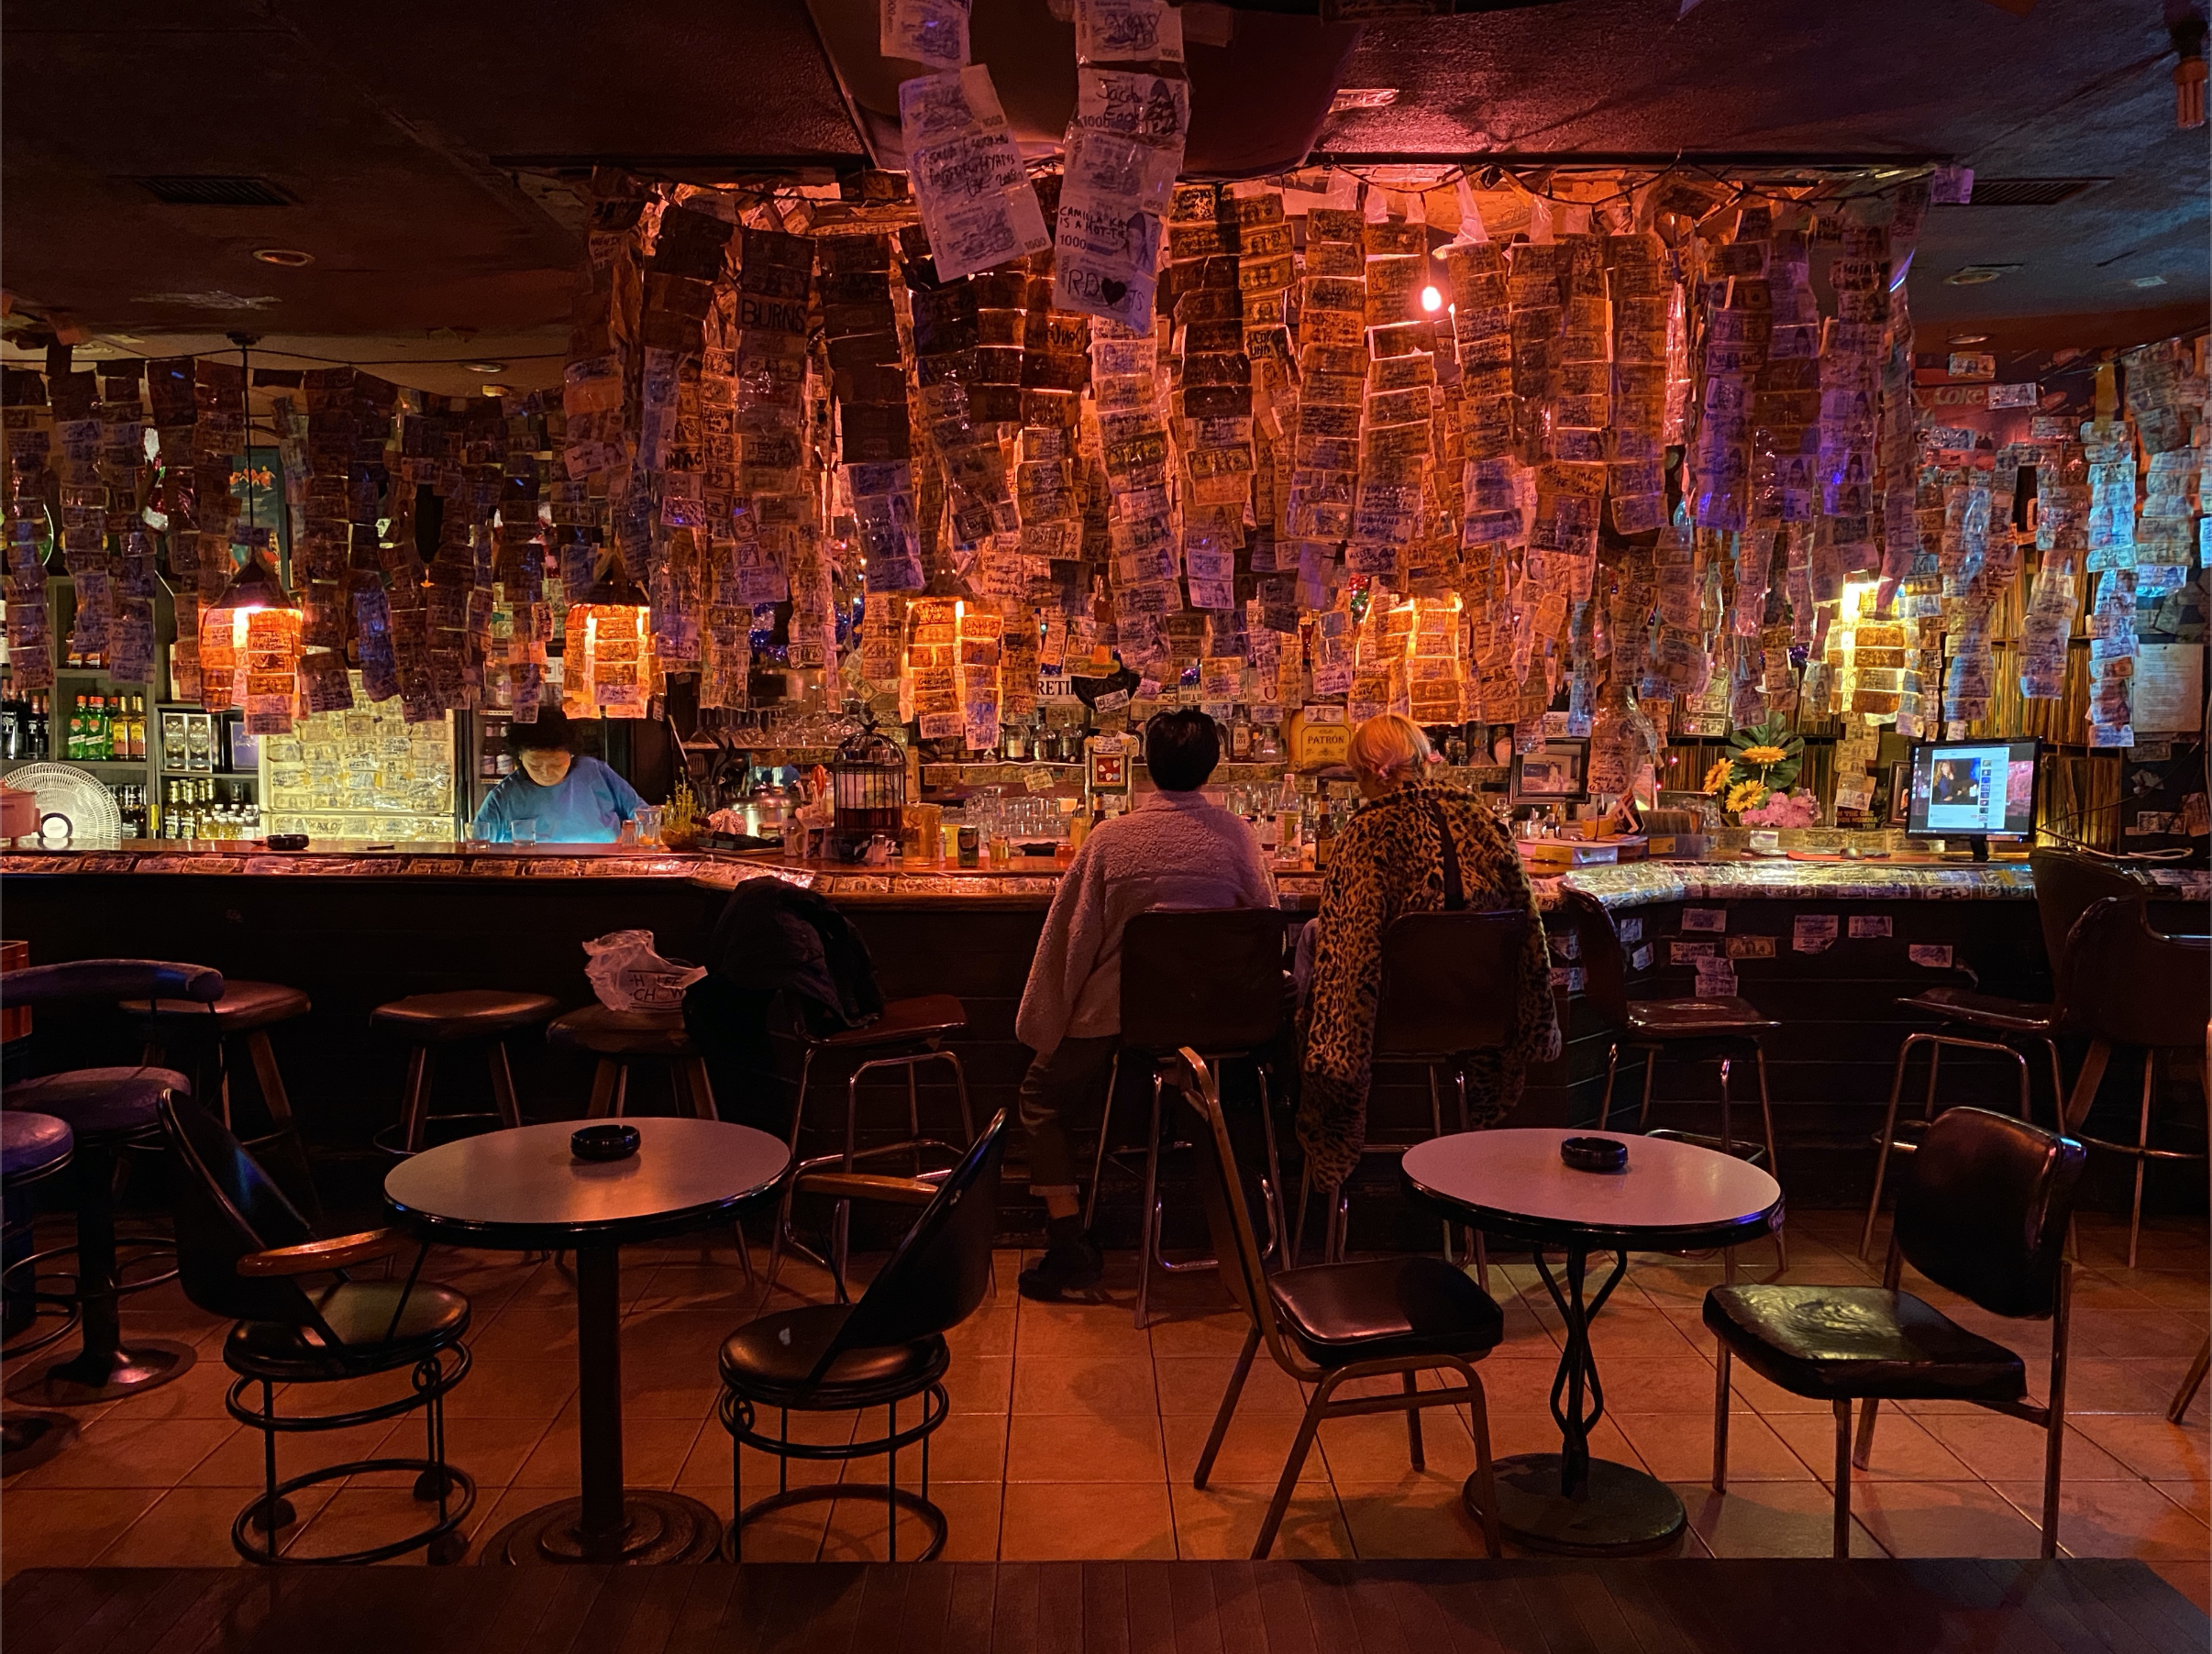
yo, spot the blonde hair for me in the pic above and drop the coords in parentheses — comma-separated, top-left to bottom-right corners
(1348, 712, 1432, 788)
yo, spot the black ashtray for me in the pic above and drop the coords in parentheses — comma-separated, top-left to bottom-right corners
(571, 1124, 640, 1163)
(265, 833, 309, 851)
(1560, 1136, 1629, 1174)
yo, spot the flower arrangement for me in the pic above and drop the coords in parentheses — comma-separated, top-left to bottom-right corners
(1702, 720, 1810, 823)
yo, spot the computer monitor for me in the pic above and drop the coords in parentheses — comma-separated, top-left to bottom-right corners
(1905, 737, 2040, 860)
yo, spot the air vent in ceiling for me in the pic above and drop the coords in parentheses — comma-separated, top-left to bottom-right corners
(1962, 177, 2108, 206)
(131, 175, 294, 206)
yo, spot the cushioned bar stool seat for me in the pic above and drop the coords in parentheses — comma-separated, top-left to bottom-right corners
(810, 994, 967, 1049)
(548, 1004, 719, 1122)
(370, 990, 559, 1156)
(1, 1110, 77, 1472)
(124, 980, 309, 1034)
(0, 958, 221, 1406)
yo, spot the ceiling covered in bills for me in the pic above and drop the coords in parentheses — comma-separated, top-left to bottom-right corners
(2, 0, 2203, 392)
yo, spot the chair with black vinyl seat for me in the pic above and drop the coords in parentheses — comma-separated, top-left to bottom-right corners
(1297, 907, 1532, 1280)
(773, 991, 973, 1291)
(720, 1108, 1007, 1562)
(369, 987, 560, 1154)
(1, 1110, 77, 1472)
(124, 978, 314, 1200)
(1083, 907, 1289, 1329)
(1858, 848, 2147, 1256)
(1705, 1107, 2085, 1559)
(2054, 894, 2210, 1270)
(1175, 1048, 1503, 1561)
(1, 958, 219, 1403)
(1561, 887, 1786, 1270)
(158, 1090, 475, 1565)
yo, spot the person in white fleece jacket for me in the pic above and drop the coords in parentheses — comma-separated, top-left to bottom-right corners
(1013, 707, 1277, 1299)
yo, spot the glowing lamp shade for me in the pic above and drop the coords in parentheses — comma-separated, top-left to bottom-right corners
(1420, 285, 1443, 313)
(197, 556, 301, 725)
(561, 559, 657, 720)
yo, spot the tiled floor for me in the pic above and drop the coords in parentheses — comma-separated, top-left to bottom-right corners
(3, 1210, 2205, 1605)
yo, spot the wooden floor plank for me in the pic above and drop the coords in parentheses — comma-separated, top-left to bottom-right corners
(0, 1567, 98, 1654)
(143, 1571, 293, 1654)
(1167, 1557, 1222, 1654)
(945, 1560, 997, 1654)
(1034, 1561, 1084, 1654)
(662, 1563, 742, 1654)
(2069, 1559, 2206, 1654)
(991, 1561, 1040, 1654)
(1125, 1560, 1179, 1654)
(1291, 1562, 1363, 1654)
(1509, 1567, 1608, 1654)
(612, 1564, 699, 1654)
(1080, 1562, 1132, 1654)
(889, 1564, 956, 1654)
(1208, 1561, 1266, 1654)
(1344, 1567, 1413, 1654)
(843, 1561, 911, 1654)
(25, 1567, 175, 1654)
(1978, 1561, 2125, 1654)
(1586, 1563, 1699, 1654)
(1249, 1562, 1318, 1654)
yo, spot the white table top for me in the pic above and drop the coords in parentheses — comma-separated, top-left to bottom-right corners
(1402, 1128, 1781, 1246)
(384, 1117, 789, 1247)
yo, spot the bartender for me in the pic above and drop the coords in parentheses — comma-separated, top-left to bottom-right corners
(472, 708, 643, 844)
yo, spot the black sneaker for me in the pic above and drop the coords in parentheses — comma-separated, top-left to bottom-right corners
(1017, 1238, 1104, 1301)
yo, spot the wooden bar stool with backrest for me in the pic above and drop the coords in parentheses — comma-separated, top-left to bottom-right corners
(771, 992, 973, 1292)
(2056, 895, 2210, 1269)
(1, 959, 223, 1404)
(1082, 907, 1289, 1329)
(1560, 887, 1786, 1272)
(1297, 907, 1532, 1282)
(1177, 1049, 1505, 1561)
(1706, 1108, 2085, 1558)
(122, 979, 315, 1212)
(1858, 847, 2148, 1256)
(370, 989, 560, 1155)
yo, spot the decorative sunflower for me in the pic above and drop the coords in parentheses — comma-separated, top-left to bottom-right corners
(1739, 744, 1787, 766)
(1725, 779, 1769, 815)
(1699, 758, 1733, 795)
(1725, 719, 1805, 791)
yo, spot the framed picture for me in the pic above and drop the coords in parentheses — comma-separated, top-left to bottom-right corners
(1510, 740, 1589, 803)
(1883, 759, 1913, 826)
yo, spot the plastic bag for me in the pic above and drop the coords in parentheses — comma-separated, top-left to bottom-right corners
(582, 929, 706, 1012)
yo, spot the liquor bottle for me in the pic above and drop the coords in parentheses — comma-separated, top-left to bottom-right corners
(94, 696, 111, 759)
(1001, 717, 1027, 763)
(1230, 707, 1253, 761)
(27, 693, 43, 757)
(67, 695, 86, 760)
(128, 697, 145, 759)
(1313, 795, 1335, 870)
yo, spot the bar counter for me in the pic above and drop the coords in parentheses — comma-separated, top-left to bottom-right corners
(4, 840, 2201, 1225)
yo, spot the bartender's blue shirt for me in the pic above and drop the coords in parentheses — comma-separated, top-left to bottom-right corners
(472, 755, 643, 844)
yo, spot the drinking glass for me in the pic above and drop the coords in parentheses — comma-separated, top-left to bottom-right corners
(511, 819, 538, 846)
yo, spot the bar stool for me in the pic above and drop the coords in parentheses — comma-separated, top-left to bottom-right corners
(771, 993, 972, 1293)
(549, 1004, 720, 1122)
(2, 1110, 78, 1472)
(1563, 888, 1787, 1272)
(1857, 851, 2150, 1256)
(123, 980, 316, 1212)
(1297, 907, 1533, 1281)
(1083, 908, 1289, 1329)
(0, 958, 222, 1405)
(2057, 896, 2210, 1269)
(370, 989, 559, 1155)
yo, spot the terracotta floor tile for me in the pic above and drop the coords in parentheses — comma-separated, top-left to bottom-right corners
(944, 1355, 1012, 1414)
(868, 1407, 1007, 1484)
(1015, 1301, 1156, 1359)
(1576, 1356, 1722, 1415)
(2072, 1412, 2212, 1484)
(2063, 1359, 2197, 1416)
(441, 1359, 578, 1419)
(1333, 1478, 1494, 1560)
(1012, 1355, 1158, 1416)
(2067, 1310, 2206, 1361)
(0, 1487, 163, 1576)
(676, 1407, 857, 1494)
(8, 1412, 235, 1490)
(1171, 1479, 1355, 1560)
(1582, 1305, 1708, 1362)
(513, 1416, 704, 1488)
(1477, 1410, 1642, 1472)
(181, 1419, 399, 1491)
(1851, 1480, 2046, 1559)
(627, 1266, 758, 1321)
(467, 1307, 581, 1363)
(1145, 1312, 1262, 1358)
(1615, 1409, 1810, 1483)
(2154, 1480, 2210, 1525)
(1161, 1410, 1327, 1485)
(1464, 1358, 1577, 1415)
(1914, 1415, 2133, 1483)
(29, 1355, 240, 1424)
(1729, 1363, 1840, 1415)
(817, 1481, 1001, 1562)
(1767, 1407, 1973, 1483)
(1006, 1413, 1165, 1483)
(1674, 1481, 1882, 1558)
(1989, 1477, 2211, 1560)
(997, 1483, 1175, 1560)
(1315, 1409, 1477, 1481)
(1152, 1354, 1303, 1416)
(945, 1306, 1018, 1359)
(97, 1484, 331, 1568)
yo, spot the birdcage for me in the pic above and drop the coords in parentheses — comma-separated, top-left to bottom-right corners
(831, 717, 906, 839)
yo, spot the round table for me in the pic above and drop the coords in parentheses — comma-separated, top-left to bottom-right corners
(1402, 1127, 1782, 1557)
(385, 1116, 788, 1564)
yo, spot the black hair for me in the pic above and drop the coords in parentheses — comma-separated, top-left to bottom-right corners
(1143, 707, 1221, 793)
(506, 708, 577, 755)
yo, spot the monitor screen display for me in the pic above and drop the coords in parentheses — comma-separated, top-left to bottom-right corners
(1906, 739, 2039, 839)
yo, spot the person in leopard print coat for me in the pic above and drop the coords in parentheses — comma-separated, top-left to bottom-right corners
(1296, 714, 1561, 1192)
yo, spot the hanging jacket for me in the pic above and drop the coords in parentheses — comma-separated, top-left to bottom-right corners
(684, 874, 885, 1128)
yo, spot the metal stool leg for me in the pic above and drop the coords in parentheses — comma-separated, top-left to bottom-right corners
(487, 1041, 524, 1130)
(1255, 1064, 1287, 1263)
(400, 1046, 436, 1153)
(1636, 1045, 1659, 1129)
(1861, 1032, 1922, 1258)
(1134, 1069, 1167, 1329)
(1753, 1045, 1786, 1272)
(1427, 1064, 1455, 1263)
(1083, 1051, 1123, 1232)
(586, 1059, 621, 1119)
(1598, 1042, 1620, 1128)
(2128, 1050, 2156, 1271)
(1718, 1056, 1734, 1157)
(769, 1048, 817, 1292)
(940, 1047, 975, 1143)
